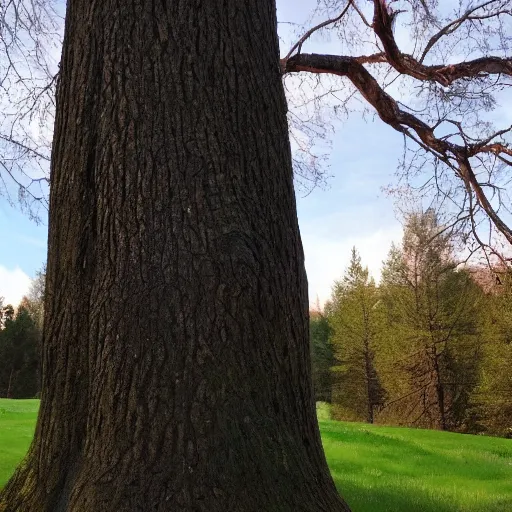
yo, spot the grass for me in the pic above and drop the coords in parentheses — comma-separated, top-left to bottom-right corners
(0, 399, 39, 489)
(0, 399, 511, 511)
(321, 419, 512, 511)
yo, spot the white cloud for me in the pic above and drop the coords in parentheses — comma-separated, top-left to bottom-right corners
(0, 266, 31, 306)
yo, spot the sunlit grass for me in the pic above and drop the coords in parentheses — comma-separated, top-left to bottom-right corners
(321, 415, 512, 511)
(0, 399, 39, 488)
(1, 399, 511, 511)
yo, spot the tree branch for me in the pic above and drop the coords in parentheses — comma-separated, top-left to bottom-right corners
(372, 0, 512, 86)
(283, 1, 353, 63)
(284, 52, 512, 246)
(419, 0, 510, 62)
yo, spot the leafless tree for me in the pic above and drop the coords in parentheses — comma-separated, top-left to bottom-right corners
(282, 0, 512, 264)
(1, 0, 512, 261)
(0, 0, 62, 219)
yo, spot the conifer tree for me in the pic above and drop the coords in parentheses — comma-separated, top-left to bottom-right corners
(329, 248, 386, 423)
(379, 211, 484, 430)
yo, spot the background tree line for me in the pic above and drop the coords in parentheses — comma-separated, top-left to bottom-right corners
(2, 234, 510, 439)
(311, 210, 512, 437)
(0, 267, 45, 399)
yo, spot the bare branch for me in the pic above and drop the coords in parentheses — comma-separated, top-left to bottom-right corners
(419, 1, 510, 62)
(284, 52, 512, 246)
(284, 1, 353, 63)
(372, 0, 512, 86)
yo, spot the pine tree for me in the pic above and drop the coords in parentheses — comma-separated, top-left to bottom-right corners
(0, 302, 39, 398)
(379, 211, 484, 430)
(328, 248, 386, 423)
(310, 311, 334, 403)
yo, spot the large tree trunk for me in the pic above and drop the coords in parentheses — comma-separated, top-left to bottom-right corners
(0, 1, 350, 511)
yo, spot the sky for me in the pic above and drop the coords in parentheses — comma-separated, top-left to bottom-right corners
(0, 0, 446, 307)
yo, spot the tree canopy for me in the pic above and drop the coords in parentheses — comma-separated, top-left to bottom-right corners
(316, 209, 511, 436)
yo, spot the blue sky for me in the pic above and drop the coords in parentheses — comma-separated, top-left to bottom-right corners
(0, 0, 418, 306)
(296, 117, 403, 304)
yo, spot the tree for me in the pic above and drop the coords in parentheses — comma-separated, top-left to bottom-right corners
(0, 270, 45, 400)
(281, 0, 512, 258)
(472, 270, 512, 436)
(310, 310, 335, 403)
(2, 1, 512, 257)
(0, 2, 350, 511)
(25, 264, 46, 332)
(1, 0, 511, 506)
(379, 211, 484, 430)
(1, 304, 15, 327)
(0, 302, 40, 399)
(328, 248, 386, 423)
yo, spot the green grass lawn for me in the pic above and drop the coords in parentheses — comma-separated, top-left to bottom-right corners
(1, 399, 511, 511)
(0, 399, 39, 490)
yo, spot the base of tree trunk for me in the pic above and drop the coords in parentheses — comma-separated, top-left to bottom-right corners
(1, 437, 350, 511)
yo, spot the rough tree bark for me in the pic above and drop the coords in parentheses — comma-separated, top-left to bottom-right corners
(0, 1, 350, 511)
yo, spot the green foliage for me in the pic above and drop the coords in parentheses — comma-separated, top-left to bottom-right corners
(0, 304, 40, 399)
(472, 271, 512, 436)
(0, 266, 44, 400)
(328, 247, 386, 423)
(376, 211, 485, 431)
(316, 401, 332, 421)
(310, 313, 334, 403)
(319, 211, 511, 436)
